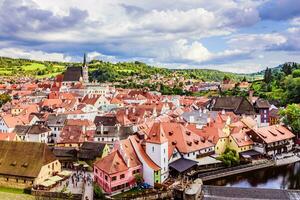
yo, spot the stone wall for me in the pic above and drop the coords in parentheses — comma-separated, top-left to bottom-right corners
(114, 190, 173, 200)
(32, 190, 82, 200)
(0, 176, 33, 189)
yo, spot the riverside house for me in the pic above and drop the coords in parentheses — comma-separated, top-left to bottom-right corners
(246, 125, 295, 157)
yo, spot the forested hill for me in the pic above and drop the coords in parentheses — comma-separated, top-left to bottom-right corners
(0, 57, 245, 82)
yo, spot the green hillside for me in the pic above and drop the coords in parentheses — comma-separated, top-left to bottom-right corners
(0, 57, 247, 82)
(0, 57, 68, 78)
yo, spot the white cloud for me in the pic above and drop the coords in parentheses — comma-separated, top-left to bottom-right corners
(87, 51, 118, 63)
(290, 17, 300, 26)
(0, 48, 73, 62)
(0, 0, 298, 73)
(227, 33, 287, 50)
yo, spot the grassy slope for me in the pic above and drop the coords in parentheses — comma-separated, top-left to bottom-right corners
(0, 57, 260, 81)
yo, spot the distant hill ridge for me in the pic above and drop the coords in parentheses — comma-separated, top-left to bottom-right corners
(0, 56, 298, 82)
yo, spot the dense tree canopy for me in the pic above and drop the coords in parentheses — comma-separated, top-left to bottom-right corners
(280, 104, 300, 138)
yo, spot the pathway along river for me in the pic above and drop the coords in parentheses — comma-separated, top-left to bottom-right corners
(205, 162, 300, 189)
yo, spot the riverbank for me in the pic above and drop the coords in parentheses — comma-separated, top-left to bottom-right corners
(205, 161, 300, 190)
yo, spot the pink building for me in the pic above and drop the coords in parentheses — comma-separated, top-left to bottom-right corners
(94, 138, 142, 194)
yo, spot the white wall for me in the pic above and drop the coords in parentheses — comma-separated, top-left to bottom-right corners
(145, 142, 168, 182)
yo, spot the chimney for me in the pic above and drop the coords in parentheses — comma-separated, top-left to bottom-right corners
(100, 124, 104, 134)
(207, 117, 211, 126)
(249, 90, 254, 104)
(221, 109, 225, 115)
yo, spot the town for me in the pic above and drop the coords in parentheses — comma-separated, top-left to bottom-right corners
(0, 55, 299, 200)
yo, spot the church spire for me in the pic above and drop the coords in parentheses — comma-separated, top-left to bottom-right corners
(83, 53, 87, 66)
(82, 53, 89, 83)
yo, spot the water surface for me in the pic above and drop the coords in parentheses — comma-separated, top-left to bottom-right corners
(206, 162, 300, 189)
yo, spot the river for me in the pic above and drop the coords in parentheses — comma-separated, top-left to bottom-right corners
(205, 162, 300, 189)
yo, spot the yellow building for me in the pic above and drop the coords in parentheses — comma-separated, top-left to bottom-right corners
(0, 141, 61, 189)
(228, 132, 253, 153)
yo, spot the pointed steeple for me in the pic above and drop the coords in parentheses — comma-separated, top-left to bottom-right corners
(82, 53, 89, 83)
(83, 53, 87, 66)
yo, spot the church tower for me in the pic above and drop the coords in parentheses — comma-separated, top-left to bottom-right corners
(82, 53, 89, 83)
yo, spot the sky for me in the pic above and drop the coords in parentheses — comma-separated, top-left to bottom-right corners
(0, 0, 300, 73)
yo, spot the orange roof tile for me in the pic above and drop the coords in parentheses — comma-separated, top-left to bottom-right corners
(94, 150, 129, 175)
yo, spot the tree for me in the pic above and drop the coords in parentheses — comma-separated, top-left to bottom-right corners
(264, 67, 272, 83)
(223, 75, 231, 84)
(292, 69, 300, 78)
(94, 184, 105, 199)
(134, 173, 143, 186)
(242, 76, 247, 82)
(0, 93, 11, 107)
(279, 104, 300, 138)
(217, 148, 240, 167)
(282, 63, 293, 75)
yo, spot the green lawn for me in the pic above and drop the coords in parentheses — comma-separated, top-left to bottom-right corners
(0, 187, 34, 200)
(21, 63, 46, 71)
(0, 192, 35, 200)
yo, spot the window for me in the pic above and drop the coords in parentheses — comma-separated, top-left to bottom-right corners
(120, 174, 125, 179)
(152, 146, 154, 152)
(112, 176, 117, 181)
(163, 148, 166, 153)
(105, 175, 108, 181)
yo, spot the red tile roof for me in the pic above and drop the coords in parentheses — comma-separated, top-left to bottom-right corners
(251, 125, 295, 144)
(94, 150, 129, 175)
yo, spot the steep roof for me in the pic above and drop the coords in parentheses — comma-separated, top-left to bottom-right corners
(0, 141, 57, 178)
(255, 99, 271, 109)
(94, 116, 117, 126)
(155, 122, 214, 157)
(63, 67, 82, 82)
(146, 122, 168, 144)
(250, 125, 295, 144)
(27, 124, 51, 135)
(1, 115, 25, 128)
(128, 136, 160, 171)
(94, 150, 128, 175)
(211, 97, 255, 115)
(78, 142, 107, 160)
(118, 138, 141, 168)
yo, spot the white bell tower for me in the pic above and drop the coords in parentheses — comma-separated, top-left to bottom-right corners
(82, 53, 89, 83)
